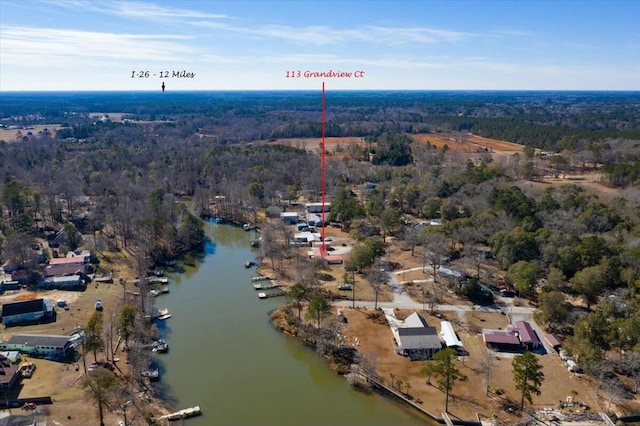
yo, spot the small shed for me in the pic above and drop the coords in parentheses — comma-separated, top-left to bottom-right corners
(545, 333, 562, 353)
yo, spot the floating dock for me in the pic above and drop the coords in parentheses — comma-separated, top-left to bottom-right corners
(257, 289, 287, 299)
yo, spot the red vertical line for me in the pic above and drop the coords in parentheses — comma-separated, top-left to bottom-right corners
(321, 81, 326, 255)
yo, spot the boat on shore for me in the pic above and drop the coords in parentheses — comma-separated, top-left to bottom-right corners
(152, 339, 169, 353)
(257, 289, 287, 299)
(142, 368, 159, 381)
(253, 281, 281, 290)
(153, 308, 172, 321)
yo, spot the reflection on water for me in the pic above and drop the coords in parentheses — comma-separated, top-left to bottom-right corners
(157, 219, 429, 426)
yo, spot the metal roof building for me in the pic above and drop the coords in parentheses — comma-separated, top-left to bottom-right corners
(1, 299, 55, 326)
(395, 312, 442, 360)
(0, 333, 83, 360)
(440, 321, 464, 351)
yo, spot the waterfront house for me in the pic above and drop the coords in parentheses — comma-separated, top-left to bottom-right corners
(293, 232, 320, 246)
(1, 299, 55, 326)
(0, 333, 83, 360)
(44, 256, 87, 277)
(38, 275, 84, 290)
(306, 213, 327, 227)
(280, 211, 299, 224)
(305, 202, 330, 214)
(396, 312, 442, 360)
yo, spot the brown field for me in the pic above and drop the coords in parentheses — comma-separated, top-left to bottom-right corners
(266, 136, 365, 154)
(411, 133, 525, 153)
(0, 125, 62, 143)
(269, 133, 524, 156)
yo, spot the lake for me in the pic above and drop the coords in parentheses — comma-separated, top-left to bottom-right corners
(156, 218, 429, 426)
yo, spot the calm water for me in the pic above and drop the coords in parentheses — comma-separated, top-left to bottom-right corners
(156, 219, 429, 426)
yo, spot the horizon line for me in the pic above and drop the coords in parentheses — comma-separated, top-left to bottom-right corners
(2, 89, 640, 94)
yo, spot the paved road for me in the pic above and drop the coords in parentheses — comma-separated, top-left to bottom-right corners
(334, 268, 537, 317)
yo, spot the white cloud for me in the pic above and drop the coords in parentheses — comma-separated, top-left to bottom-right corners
(192, 20, 472, 47)
(0, 26, 194, 66)
(490, 30, 534, 37)
(40, 0, 232, 20)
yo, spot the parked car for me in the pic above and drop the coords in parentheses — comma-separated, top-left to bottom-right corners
(95, 300, 103, 311)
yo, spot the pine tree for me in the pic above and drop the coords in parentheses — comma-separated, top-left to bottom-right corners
(512, 351, 545, 410)
(430, 348, 467, 413)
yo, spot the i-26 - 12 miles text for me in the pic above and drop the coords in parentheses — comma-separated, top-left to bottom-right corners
(131, 70, 196, 78)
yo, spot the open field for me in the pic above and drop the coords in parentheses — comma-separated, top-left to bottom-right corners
(266, 136, 365, 154)
(269, 133, 524, 156)
(0, 125, 62, 143)
(411, 132, 525, 153)
(88, 112, 128, 122)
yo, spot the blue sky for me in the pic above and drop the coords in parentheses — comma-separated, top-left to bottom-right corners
(0, 0, 638, 91)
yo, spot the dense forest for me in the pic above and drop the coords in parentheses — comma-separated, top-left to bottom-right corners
(1, 91, 639, 400)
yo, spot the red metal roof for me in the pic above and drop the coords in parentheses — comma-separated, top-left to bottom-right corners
(514, 321, 540, 344)
(49, 257, 85, 265)
(483, 330, 520, 345)
(545, 333, 562, 347)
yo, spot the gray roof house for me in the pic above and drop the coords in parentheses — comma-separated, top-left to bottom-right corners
(1, 299, 55, 326)
(396, 312, 442, 360)
(0, 333, 83, 360)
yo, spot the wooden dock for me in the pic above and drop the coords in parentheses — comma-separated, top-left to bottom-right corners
(251, 276, 270, 282)
(257, 289, 287, 299)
